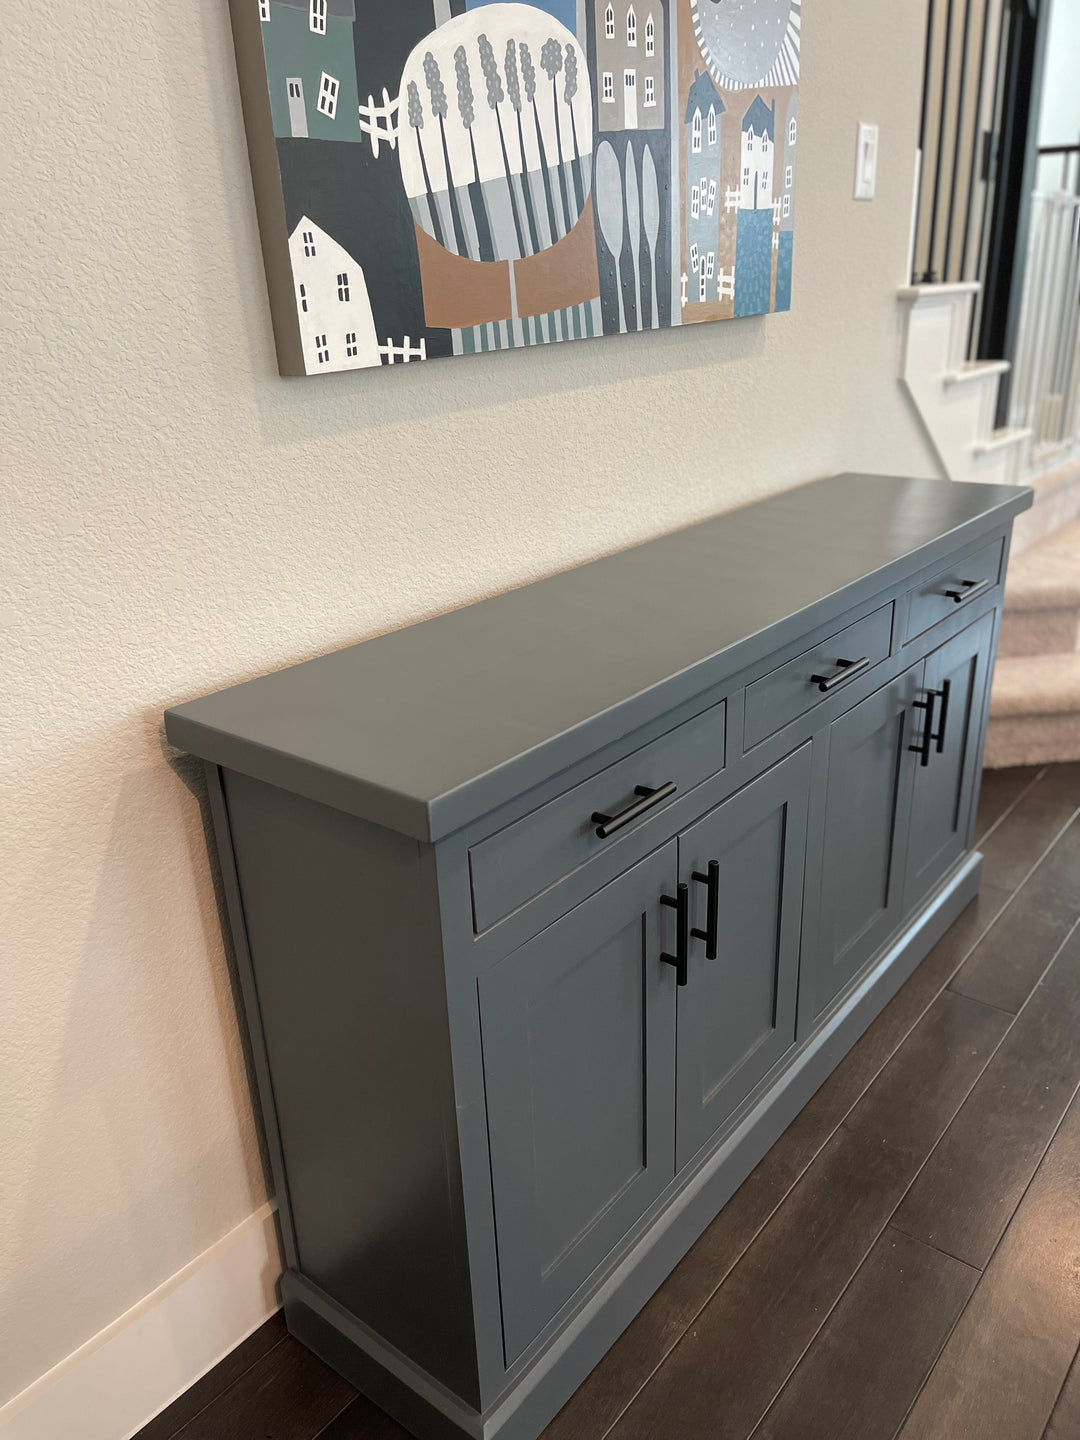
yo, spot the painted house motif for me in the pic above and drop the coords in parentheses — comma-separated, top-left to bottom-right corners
(734, 93, 775, 317)
(288, 217, 380, 371)
(739, 92, 775, 210)
(775, 91, 797, 311)
(684, 69, 724, 304)
(261, 0, 361, 142)
(594, 1, 666, 132)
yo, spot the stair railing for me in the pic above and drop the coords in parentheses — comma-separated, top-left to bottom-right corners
(1008, 191, 1080, 453)
(913, 0, 1008, 292)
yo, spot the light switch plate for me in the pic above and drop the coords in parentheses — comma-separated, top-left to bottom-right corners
(855, 123, 879, 200)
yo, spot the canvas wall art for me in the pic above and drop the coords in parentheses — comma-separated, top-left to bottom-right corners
(230, 0, 801, 375)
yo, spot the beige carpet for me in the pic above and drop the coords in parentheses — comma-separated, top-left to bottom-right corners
(988, 516, 1080, 766)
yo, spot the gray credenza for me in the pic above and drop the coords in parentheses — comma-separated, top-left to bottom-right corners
(165, 473, 1031, 1440)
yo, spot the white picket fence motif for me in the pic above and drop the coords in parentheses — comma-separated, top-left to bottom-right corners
(358, 89, 400, 158)
(379, 336, 427, 364)
(681, 270, 734, 305)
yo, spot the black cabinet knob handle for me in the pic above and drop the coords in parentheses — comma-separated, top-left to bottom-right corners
(945, 578, 992, 605)
(592, 781, 677, 838)
(809, 656, 871, 693)
(691, 860, 720, 961)
(661, 883, 689, 986)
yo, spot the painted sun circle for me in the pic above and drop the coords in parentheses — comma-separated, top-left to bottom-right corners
(690, 0, 801, 90)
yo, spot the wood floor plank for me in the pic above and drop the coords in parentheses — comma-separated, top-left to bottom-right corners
(1030, 762, 1080, 808)
(312, 1390, 413, 1439)
(975, 767, 1044, 842)
(1043, 1346, 1080, 1440)
(133, 1313, 289, 1440)
(840, 991, 1011, 1169)
(167, 1332, 356, 1440)
(605, 992, 1009, 1440)
(950, 819, 1080, 1013)
(895, 923, 1080, 1268)
(976, 790, 1077, 895)
(751, 1226, 978, 1440)
(897, 1095, 1080, 1440)
(541, 889, 1009, 1440)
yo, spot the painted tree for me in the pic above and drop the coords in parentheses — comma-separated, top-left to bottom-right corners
(477, 32, 526, 259)
(406, 80, 445, 248)
(541, 37, 572, 234)
(503, 37, 540, 255)
(423, 50, 468, 256)
(519, 41, 558, 245)
(564, 43, 585, 214)
(454, 44, 495, 261)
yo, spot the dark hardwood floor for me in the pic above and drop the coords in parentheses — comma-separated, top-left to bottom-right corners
(136, 763, 1080, 1440)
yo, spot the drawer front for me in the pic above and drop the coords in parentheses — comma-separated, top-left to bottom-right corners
(744, 605, 893, 750)
(469, 701, 726, 932)
(904, 538, 1004, 642)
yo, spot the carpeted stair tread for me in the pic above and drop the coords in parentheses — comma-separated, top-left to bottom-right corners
(1004, 517, 1080, 612)
(990, 653, 1080, 717)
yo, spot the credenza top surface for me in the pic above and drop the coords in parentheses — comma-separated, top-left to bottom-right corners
(165, 473, 1031, 840)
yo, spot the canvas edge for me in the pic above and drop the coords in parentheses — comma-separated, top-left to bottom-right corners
(227, 0, 309, 377)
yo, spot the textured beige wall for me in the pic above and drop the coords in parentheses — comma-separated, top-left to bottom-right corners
(0, 0, 938, 1405)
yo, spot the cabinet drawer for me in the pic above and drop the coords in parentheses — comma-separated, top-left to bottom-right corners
(904, 538, 1003, 642)
(744, 605, 893, 750)
(469, 701, 725, 932)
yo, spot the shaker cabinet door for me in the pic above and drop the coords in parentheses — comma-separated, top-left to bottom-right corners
(675, 745, 811, 1170)
(903, 611, 994, 913)
(479, 843, 677, 1365)
(801, 666, 922, 1028)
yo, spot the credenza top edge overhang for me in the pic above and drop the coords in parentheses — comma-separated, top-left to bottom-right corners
(164, 473, 1032, 842)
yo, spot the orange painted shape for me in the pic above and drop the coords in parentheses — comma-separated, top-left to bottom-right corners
(515, 198, 600, 318)
(414, 198, 601, 331)
(415, 226, 513, 329)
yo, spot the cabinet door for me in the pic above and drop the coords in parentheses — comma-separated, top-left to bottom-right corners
(802, 666, 922, 1028)
(903, 612, 994, 913)
(479, 843, 677, 1364)
(676, 745, 811, 1170)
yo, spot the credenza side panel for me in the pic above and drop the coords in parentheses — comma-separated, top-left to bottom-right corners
(221, 770, 480, 1407)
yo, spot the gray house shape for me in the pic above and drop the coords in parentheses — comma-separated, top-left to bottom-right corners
(684, 69, 725, 304)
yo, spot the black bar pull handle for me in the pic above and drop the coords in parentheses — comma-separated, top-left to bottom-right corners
(661, 883, 689, 987)
(945, 577, 993, 605)
(592, 781, 676, 839)
(692, 860, 720, 961)
(810, 656, 871, 693)
(909, 686, 949, 767)
(933, 679, 952, 754)
(909, 692, 937, 767)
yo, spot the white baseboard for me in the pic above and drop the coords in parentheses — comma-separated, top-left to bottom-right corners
(0, 1204, 283, 1440)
